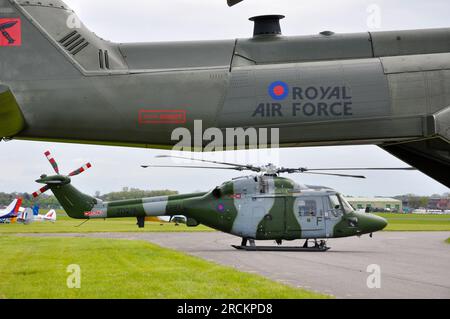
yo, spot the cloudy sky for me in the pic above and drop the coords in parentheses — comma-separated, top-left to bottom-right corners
(1, 0, 449, 197)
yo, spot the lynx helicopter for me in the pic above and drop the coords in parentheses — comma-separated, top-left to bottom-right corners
(31, 151, 417, 252)
(0, 0, 449, 188)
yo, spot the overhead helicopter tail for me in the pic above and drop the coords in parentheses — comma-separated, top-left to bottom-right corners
(0, 0, 126, 76)
(0, 0, 126, 139)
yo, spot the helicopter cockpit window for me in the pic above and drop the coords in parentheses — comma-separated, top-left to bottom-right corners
(298, 200, 317, 217)
(339, 195, 354, 214)
(329, 195, 343, 216)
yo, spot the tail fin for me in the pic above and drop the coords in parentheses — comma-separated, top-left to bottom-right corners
(44, 209, 57, 222)
(0, 0, 126, 78)
(49, 183, 100, 219)
(13, 198, 22, 214)
(0, 198, 21, 218)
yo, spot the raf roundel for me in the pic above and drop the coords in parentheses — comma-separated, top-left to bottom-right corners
(217, 203, 226, 213)
(268, 81, 289, 100)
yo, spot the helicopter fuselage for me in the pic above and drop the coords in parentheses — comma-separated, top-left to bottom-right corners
(46, 174, 387, 242)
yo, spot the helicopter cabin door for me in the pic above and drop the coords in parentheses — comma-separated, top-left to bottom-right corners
(296, 196, 326, 233)
(259, 196, 286, 238)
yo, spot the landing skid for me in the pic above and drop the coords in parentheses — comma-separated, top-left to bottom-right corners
(232, 245, 330, 252)
(232, 239, 330, 252)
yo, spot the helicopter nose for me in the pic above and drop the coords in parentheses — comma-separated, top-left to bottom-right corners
(355, 212, 388, 234)
(368, 214, 388, 232)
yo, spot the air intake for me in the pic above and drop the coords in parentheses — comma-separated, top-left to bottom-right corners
(249, 15, 285, 37)
(58, 31, 89, 55)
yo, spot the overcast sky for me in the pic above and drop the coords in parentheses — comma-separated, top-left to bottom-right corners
(1, 0, 449, 197)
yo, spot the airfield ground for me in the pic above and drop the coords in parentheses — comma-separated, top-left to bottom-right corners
(1, 213, 449, 299)
(32, 231, 446, 299)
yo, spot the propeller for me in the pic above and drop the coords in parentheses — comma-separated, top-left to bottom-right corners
(143, 155, 417, 179)
(32, 151, 92, 198)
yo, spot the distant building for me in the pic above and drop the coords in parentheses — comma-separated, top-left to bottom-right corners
(345, 197, 402, 212)
(395, 194, 450, 211)
(428, 196, 450, 210)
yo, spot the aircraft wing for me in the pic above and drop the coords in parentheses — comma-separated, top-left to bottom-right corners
(380, 106, 450, 187)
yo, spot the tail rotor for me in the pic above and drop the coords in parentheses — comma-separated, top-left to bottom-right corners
(32, 151, 92, 198)
(32, 185, 51, 198)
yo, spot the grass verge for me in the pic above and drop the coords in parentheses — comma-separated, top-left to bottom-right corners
(0, 215, 213, 234)
(376, 213, 450, 231)
(0, 236, 330, 299)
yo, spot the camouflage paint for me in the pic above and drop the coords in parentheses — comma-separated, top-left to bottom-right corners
(45, 173, 387, 241)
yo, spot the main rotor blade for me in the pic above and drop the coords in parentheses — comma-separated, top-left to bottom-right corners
(69, 163, 92, 176)
(32, 185, 51, 198)
(44, 151, 60, 174)
(227, 0, 244, 6)
(155, 155, 260, 171)
(142, 165, 243, 171)
(302, 172, 366, 179)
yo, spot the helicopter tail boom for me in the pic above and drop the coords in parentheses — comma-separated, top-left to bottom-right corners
(40, 178, 187, 220)
(42, 178, 189, 220)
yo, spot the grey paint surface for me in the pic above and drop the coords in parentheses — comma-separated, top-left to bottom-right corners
(24, 231, 450, 299)
(1, 0, 449, 186)
(220, 58, 390, 127)
(1, 0, 448, 144)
